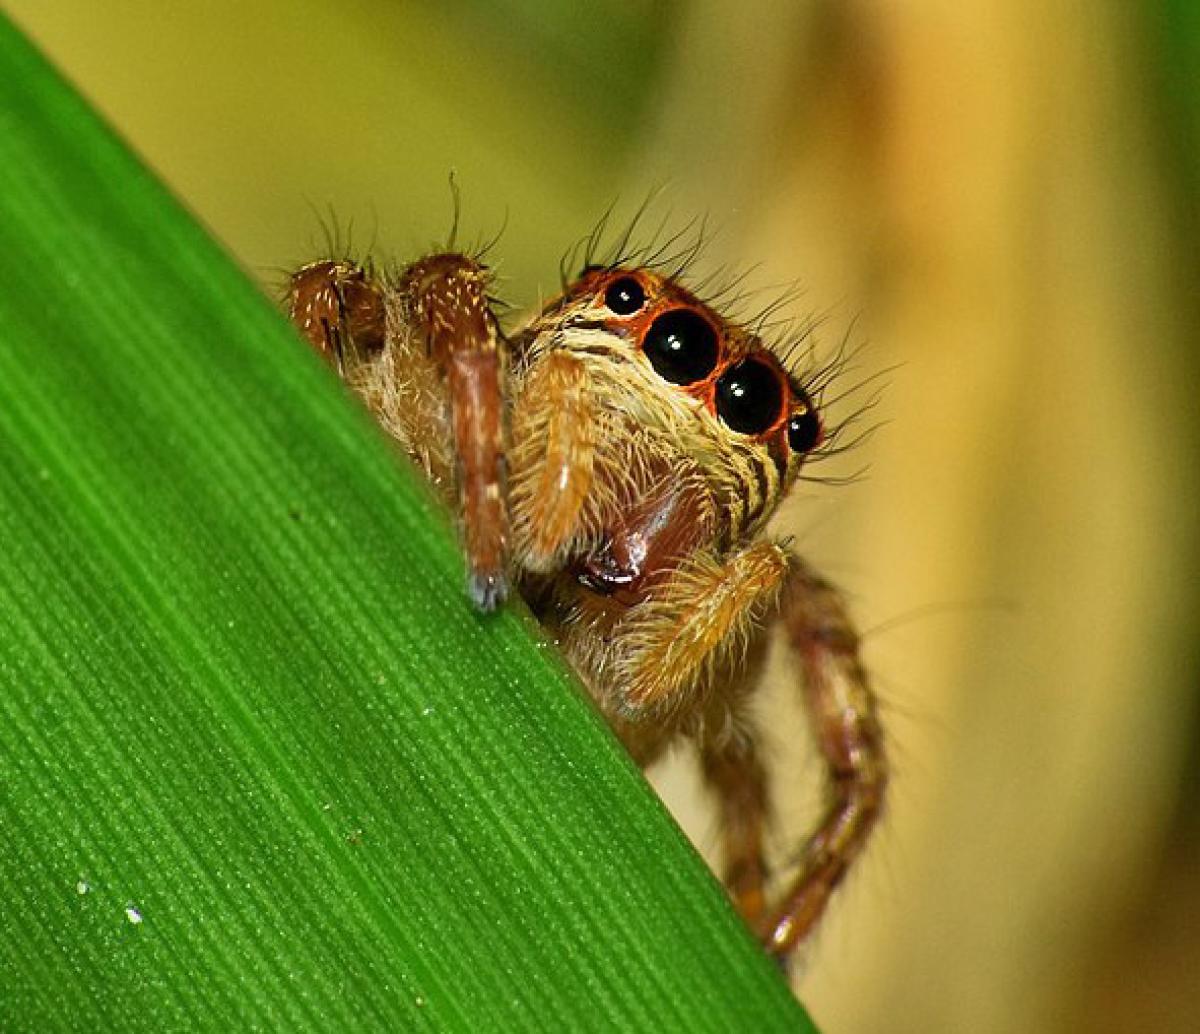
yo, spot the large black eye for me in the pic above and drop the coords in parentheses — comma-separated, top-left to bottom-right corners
(787, 406, 822, 454)
(642, 309, 719, 385)
(715, 358, 785, 435)
(604, 276, 646, 315)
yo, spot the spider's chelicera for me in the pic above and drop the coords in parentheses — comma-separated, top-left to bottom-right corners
(287, 241, 886, 963)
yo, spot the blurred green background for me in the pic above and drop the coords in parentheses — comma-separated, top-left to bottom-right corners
(6, 2, 1197, 1031)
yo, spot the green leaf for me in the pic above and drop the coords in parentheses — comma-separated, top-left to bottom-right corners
(0, 15, 812, 1033)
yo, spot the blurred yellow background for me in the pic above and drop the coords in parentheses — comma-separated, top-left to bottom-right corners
(8, 3, 1197, 1031)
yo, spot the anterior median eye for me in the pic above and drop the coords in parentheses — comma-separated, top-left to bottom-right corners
(715, 358, 785, 435)
(604, 276, 646, 315)
(641, 309, 719, 385)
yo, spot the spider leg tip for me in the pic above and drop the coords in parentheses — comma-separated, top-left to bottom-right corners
(467, 569, 509, 612)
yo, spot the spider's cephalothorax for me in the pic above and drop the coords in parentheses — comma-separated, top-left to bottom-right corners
(287, 248, 886, 961)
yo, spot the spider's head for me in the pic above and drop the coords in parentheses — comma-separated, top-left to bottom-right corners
(508, 266, 824, 604)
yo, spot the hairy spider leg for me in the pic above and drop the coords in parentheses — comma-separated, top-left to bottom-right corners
(288, 255, 508, 610)
(287, 259, 386, 371)
(398, 255, 507, 610)
(762, 558, 887, 956)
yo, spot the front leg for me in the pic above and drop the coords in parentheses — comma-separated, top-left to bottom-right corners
(287, 259, 387, 373)
(398, 255, 508, 610)
(287, 254, 508, 610)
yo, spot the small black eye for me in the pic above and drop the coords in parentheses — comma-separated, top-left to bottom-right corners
(604, 276, 646, 315)
(715, 358, 785, 435)
(787, 406, 822, 453)
(641, 309, 719, 385)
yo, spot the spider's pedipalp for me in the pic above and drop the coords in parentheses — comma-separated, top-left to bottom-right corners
(509, 350, 597, 572)
(616, 541, 791, 716)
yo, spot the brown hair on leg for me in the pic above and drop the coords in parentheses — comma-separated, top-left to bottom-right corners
(287, 260, 386, 372)
(398, 255, 507, 610)
(762, 557, 887, 957)
(701, 735, 771, 930)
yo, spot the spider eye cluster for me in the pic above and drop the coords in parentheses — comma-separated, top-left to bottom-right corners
(597, 273, 822, 455)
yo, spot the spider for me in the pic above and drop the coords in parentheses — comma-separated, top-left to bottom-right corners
(286, 236, 886, 962)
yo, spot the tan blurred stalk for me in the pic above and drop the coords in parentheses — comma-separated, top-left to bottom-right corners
(641, 3, 1197, 1032)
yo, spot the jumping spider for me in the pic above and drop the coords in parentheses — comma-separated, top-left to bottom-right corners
(287, 237, 886, 962)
